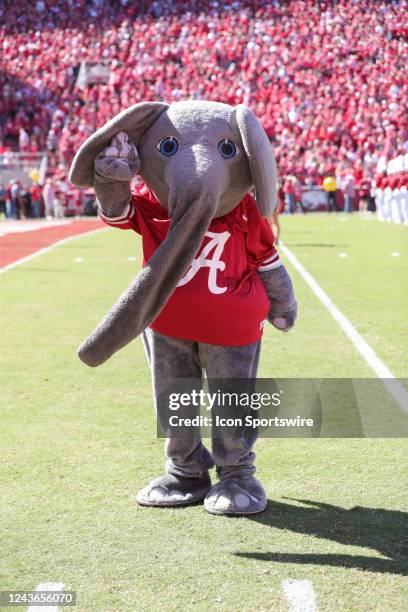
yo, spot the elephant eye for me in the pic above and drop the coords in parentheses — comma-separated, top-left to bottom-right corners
(157, 136, 179, 157)
(218, 139, 237, 159)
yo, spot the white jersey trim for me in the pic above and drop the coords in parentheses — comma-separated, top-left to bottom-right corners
(98, 200, 134, 223)
(260, 252, 280, 265)
(258, 258, 282, 272)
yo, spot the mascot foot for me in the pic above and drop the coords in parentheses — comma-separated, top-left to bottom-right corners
(204, 476, 267, 516)
(136, 472, 212, 507)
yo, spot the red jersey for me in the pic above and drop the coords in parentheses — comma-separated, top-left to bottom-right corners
(100, 184, 281, 346)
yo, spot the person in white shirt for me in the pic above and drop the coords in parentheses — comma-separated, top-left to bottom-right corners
(342, 173, 355, 213)
(42, 179, 55, 219)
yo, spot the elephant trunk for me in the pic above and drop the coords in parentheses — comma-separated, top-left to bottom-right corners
(77, 154, 225, 367)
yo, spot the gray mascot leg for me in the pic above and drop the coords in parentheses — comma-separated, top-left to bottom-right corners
(198, 342, 267, 516)
(136, 329, 213, 507)
(137, 329, 266, 514)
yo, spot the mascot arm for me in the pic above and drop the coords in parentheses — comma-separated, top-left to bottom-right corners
(258, 266, 297, 332)
(93, 132, 140, 218)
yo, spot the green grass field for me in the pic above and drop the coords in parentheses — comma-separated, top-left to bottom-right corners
(1, 213, 407, 611)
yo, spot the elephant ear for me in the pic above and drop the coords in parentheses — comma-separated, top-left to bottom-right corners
(69, 101, 169, 188)
(235, 104, 277, 217)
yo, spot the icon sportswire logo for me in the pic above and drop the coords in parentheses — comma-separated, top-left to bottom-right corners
(177, 231, 230, 294)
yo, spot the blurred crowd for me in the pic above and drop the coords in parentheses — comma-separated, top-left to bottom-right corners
(0, 175, 93, 219)
(0, 0, 407, 191)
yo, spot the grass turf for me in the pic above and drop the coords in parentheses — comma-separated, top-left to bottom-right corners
(1, 214, 407, 610)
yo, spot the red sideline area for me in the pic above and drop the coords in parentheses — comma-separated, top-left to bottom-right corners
(0, 219, 104, 269)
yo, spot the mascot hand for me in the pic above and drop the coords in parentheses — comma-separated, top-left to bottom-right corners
(258, 266, 297, 333)
(94, 132, 140, 182)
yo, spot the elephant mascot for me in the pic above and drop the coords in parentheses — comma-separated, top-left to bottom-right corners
(69, 100, 297, 515)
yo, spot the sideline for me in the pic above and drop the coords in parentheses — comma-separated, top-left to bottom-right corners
(0, 227, 108, 274)
(280, 242, 408, 414)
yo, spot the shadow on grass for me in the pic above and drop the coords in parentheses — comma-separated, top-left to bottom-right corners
(235, 498, 408, 575)
(284, 243, 350, 248)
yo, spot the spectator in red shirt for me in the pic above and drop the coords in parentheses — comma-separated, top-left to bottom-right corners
(30, 183, 42, 218)
(1, 0, 406, 189)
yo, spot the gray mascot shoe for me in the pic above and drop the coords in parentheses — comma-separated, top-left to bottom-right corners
(136, 472, 212, 507)
(204, 476, 267, 516)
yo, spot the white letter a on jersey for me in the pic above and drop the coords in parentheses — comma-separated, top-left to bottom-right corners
(177, 231, 230, 294)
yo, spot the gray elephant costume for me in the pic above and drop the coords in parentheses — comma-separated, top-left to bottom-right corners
(69, 101, 297, 515)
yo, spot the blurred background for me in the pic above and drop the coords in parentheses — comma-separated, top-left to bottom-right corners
(0, 0, 407, 221)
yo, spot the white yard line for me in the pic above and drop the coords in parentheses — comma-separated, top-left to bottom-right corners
(27, 582, 64, 612)
(0, 227, 107, 274)
(280, 242, 408, 414)
(282, 579, 318, 612)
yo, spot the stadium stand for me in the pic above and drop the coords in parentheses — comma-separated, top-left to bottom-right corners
(0, 0, 407, 216)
